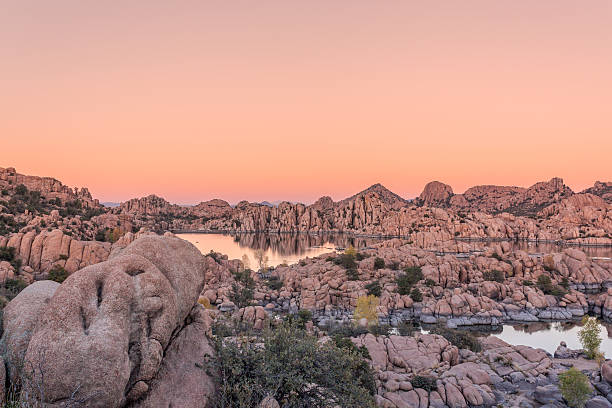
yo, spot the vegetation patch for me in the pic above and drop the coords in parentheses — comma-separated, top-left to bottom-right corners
(211, 323, 376, 407)
(430, 326, 482, 352)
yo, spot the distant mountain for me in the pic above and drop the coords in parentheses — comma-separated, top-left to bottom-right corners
(260, 201, 275, 207)
(101, 202, 120, 208)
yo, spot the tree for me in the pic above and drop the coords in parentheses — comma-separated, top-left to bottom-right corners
(354, 295, 379, 326)
(254, 249, 268, 272)
(558, 367, 592, 408)
(578, 316, 602, 359)
(410, 287, 423, 302)
(365, 281, 381, 297)
(241, 254, 251, 270)
(373, 257, 385, 270)
(344, 245, 357, 258)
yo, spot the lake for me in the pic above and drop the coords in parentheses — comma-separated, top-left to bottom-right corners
(177, 232, 382, 268)
(178, 233, 612, 268)
(421, 320, 612, 357)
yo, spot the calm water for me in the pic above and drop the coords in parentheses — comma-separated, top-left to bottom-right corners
(494, 321, 612, 356)
(423, 321, 612, 357)
(179, 233, 611, 267)
(177, 232, 383, 267)
(460, 240, 612, 258)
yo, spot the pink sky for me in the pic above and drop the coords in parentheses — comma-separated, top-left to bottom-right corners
(1, 1, 610, 204)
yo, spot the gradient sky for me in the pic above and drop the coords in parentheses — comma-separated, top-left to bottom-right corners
(2, 1, 610, 205)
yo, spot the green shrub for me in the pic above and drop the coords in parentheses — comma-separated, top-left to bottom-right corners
(431, 327, 481, 352)
(368, 324, 391, 337)
(14, 184, 28, 195)
(229, 269, 255, 308)
(212, 323, 376, 407)
(537, 273, 566, 297)
(483, 270, 505, 283)
(333, 254, 357, 270)
(396, 267, 423, 295)
(425, 278, 436, 287)
(48, 265, 69, 283)
(410, 287, 423, 302)
(373, 257, 385, 270)
(537, 274, 553, 292)
(411, 376, 437, 392)
(522, 280, 533, 286)
(0, 246, 21, 271)
(332, 335, 371, 359)
(325, 322, 369, 338)
(558, 367, 592, 408)
(397, 321, 415, 336)
(297, 309, 313, 325)
(266, 276, 283, 291)
(3, 279, 27, 299)
(365, 280, 381, 297)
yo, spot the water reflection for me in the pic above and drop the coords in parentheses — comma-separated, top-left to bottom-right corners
(178, 232, 384, 267)
(429, 320, 612, 356)
(457, 240, 612, 258)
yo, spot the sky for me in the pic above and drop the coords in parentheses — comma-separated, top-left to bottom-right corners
(1, 1, 610, 205)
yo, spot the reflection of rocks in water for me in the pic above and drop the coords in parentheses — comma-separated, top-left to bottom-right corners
(455, 239, 612, 258)
(229, 233, 382, 257)
(511, 322, 552, 334)
(420, 323, 503, 336)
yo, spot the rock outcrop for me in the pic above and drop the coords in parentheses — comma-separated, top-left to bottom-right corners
(2, 234, 216, 407)
(417, 181, 454, 207)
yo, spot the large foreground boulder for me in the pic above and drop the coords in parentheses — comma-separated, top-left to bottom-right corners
(1, 280, 60, 382)
(3, 234, 214, 407)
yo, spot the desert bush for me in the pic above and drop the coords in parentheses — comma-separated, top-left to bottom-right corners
(333, 254, 357, 270)
(396, 267, 422, 295)
(537, 273, 566, 297)
(2, 278, 27, 300)
(430, 327, 481, 352)
(212, 323, 376, 407)
(483, 270, 505, 283)
(410, 287, 423, 302)
(0, 246, 21, 271)
(14, 184, 28, 195)
(411, 376, 437, 392)
(368, 324, 391, 337)
(332, 335, 371, 359)
(48, 265, 69, 283)
(365, 280, 381, 297)
(266, 276, 283, 291)
(578, 316, 602, 359)
(558, 367, 592, 408)
(397, 321, 415, 336)
(425, 278, 436, 287)
(229, 269, 255, 308)
(373, 257, 385, 270)
(325, 322, 369, 338)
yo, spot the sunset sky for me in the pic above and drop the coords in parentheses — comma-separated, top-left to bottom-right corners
(2, 1, 610, 205)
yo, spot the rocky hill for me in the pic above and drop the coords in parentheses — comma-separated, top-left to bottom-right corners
(417, 177, 575, 217)
(582, 181, 612, 204)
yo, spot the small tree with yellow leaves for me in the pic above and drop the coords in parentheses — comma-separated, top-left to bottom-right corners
(345, 245, 357, 258)
(354, 295, 379, 326)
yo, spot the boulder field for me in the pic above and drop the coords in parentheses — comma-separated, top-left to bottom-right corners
(0, 234, 215, 407)
(199, 240, 612, 329)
